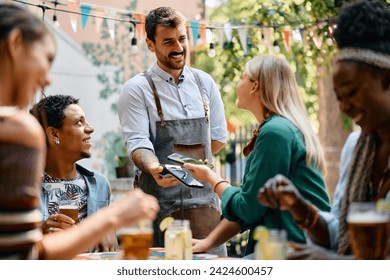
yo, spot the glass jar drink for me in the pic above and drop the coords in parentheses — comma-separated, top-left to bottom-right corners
(164, 219, 192, 260)
(255, 229, 287, 260)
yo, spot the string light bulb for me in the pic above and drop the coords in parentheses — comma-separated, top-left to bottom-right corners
(273, 40, 280, 53)
(53, 13, 60, 28)
(129, 24, 135, 39)
(208, 42, 216, 58)
(131, 37, 138, 55)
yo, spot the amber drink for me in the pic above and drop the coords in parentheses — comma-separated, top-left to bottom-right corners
(347, 202, 390, 260)
(59, 201, 78, 223)
(118, 220, 153, 260)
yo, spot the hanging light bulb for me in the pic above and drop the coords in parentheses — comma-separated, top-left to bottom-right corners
(208, 42, 216, 58)
(131, 37, 138, 55)
(53, 13, 60, 28)
(129, 24, 135, 39)
(273, 40, 280, 53)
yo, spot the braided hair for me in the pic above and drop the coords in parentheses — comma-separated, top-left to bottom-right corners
(332, 0, 390, 255)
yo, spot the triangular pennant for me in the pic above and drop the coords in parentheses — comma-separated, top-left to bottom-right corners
(282, 30, 291, 53)
(262, 27, 274, 53)
(217, 27, 225, 48)
(105, 9, 116, 40)
(68, 2, 79, 33)
(238, 27, 248, 54)
(80, 4, 92, 29)
(94, 9, 104, 34)
(301, 28, 308, 51)
(313, 33, 323, 49)
(133, 13, 146, 40)
(198, 21, 207, 47)
(292, 29, 303, 43)
(223, 23, 233, 43)
(190, 20, 200, 47)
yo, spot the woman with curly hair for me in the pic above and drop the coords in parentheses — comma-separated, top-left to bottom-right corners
(258, 0, 390, 259)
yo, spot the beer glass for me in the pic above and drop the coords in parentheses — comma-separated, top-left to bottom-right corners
(58, 200, 78, 223)
(255, 229, 287, 260)
(347, 202, 390, 260)
(117, 219, 153, 260)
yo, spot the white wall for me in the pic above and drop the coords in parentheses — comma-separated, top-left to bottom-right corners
(44, 25, 120, 175)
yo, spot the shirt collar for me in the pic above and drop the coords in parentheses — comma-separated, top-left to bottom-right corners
(151, 62, 187, 84)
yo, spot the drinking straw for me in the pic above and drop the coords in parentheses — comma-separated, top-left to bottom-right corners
(180, 186, 184, 220)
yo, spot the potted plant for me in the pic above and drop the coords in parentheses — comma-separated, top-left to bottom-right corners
(114, 142, 134, 178)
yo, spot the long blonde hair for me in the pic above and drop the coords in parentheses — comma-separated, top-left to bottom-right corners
(245, 55, 325, 172)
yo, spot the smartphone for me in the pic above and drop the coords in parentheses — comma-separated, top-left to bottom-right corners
(167, 153, 213, 168)
(161, 164, 204, 188)
(159, 165, 173, 178)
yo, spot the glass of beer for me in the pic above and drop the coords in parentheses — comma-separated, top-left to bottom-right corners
(58, 200, 78, 223)
(117, 219, 153, 260)
(347, 202, 390, 260)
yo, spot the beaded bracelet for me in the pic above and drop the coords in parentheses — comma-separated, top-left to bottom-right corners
(213, 180, 230, 191)
(295, 202, 319, 230)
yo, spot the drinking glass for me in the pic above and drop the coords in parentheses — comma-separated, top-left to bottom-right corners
(58, 200, 78, 223)
(117, 219, 153, 260)
(347, 202, 390, 260)
(255, 229, 287, 260)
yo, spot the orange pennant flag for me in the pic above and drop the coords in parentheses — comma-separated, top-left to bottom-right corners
(282, 30, 291, 53)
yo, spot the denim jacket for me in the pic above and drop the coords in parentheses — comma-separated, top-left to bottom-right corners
(40, 163, 111, 221)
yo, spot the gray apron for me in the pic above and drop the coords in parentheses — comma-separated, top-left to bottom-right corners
(139, 70, 225, 255)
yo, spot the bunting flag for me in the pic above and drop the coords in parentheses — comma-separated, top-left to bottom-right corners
(80, 4, 92, 29)
(262, 27, 274, 53)
(198, 21, 208, 47)
(94, 9, 104, 34)
(238, 27, 248, 54)
(190, 20, 200, 47)
(105, 9, 116, 40)
(217, 27, 225, 48)
(312, 33, 323, 49)
(292, 29, 303, 43)
(68, 1, 79, 33)
(223, 23, 233, 44)
(282, 30, 291, 53)
(133, 13, 146, 40)
(301, 28, 308, 51)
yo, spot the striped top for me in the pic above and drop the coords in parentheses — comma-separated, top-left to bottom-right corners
(0, 144, 45, 259)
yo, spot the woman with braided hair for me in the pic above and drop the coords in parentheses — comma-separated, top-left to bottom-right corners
(257, 0, 390, 259)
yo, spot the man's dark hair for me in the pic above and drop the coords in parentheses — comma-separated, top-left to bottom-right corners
(333, 0, 390, 55)
(31, 94, 79, 129)
(145, 7, 186, 42)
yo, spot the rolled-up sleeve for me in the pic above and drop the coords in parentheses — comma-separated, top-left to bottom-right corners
(117, 78, 155, 156)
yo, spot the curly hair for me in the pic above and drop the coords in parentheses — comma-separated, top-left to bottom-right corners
(145, 7, 186, 42)
(333, 0, 390, 54)
(31, 95, 79, 130)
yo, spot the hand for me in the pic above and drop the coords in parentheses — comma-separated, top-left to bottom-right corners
(257, 174, 303, 210)
(97, 230, 119, 252)
(42, 213, 76, 234)
(287, 243, 341, 260)
(149, 164, 179, 188)
(192, 238, 210, 253)
(183, 163, 219, 184)
(111, 188, 160, 228)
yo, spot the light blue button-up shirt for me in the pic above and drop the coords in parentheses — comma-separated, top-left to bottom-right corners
(319, 131, 360, 250)
(118, 63, 227, 156)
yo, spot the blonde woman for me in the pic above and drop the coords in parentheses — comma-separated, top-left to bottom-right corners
(184, 54, 330, 256)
